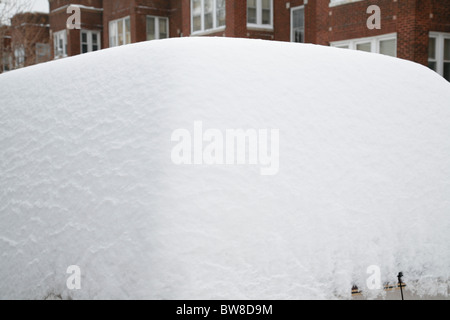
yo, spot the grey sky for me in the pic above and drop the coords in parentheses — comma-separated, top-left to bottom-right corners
(28, 0, 49, 13)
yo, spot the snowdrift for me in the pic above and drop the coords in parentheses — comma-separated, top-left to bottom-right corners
(0, 37, 449, 299)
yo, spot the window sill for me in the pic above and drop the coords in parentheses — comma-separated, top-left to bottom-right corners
(191, 27, 226, 36)
(247, 24, 274, 31)
(329, 0, 365, 7)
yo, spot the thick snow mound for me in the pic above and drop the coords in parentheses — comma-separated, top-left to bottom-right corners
(0, 37, 449, 299)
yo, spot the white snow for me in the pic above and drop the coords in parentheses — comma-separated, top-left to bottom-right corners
(0, 37, 449, 300)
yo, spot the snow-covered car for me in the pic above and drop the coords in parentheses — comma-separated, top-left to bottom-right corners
(0, 38, 449, 299)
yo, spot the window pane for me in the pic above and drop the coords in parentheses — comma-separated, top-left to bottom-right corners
(247, 0, 257, 24)
(428, 61, 437, 71)
(294, 30, 303, 43)
(204, 0, 213, 30)
(444, 63, 450, 81)
(262, 0, 271, 25)
(444, 39, 450, 61)
(147, 17, 156, 40)
(92, 33, 98, 45)
(293, 8, 304, 29)
(93, 45, 98, 51)
(125, 18, 131, 44)
(81, 32, 87, 43)
(193, 16, 201, 32)
(193, 0, 202, 32)
(356, 42, 371, 52)
(82, 44, 88, 53)
(428, 37, 436, 59)
(217, 0, 226, 27)
(380, 39, 396, 57)
(109, 22, 117, 47)
(336, 45, 349, 49)
(159, 19, 168, 39)
(118, 21, 123, 45)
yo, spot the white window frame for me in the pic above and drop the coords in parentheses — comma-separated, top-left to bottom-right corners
(14, 45, 25, 68)
(330, 33, 397, 57)
(2, 54, 12, 72)
(247, 0, 273, 29)
(290, 5, 305, 43)
(428, 32, 450, 79)
(329, 0, 365, 7)
(80, 30, 101, 54)
(109, 16, 131, 48)
(190, 0, 226, 35)
(146, 16, 169, 40)
(53, 30, 67, 59)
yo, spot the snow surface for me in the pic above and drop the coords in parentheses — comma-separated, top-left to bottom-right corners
(0, 37, 449, 300)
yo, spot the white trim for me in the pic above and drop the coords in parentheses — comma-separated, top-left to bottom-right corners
(190, 0, 226, 35)
(429, 32, 450, 79)
(330, 33, 397, 57)
(290, 5, 305, 43)
(329, 0, 365, 8)
(51, 4, 103, 14)
(80, 30, 101, 54)
(108, 16, 131, 47)
(53, 30, 67, 59)
(146, 16, 169, 40)
(247, 0, 273, 30)
(190, 26, 226, 36)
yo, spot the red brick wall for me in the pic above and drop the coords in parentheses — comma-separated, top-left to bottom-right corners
(50, 0, 103, 58)
(134, 0, 171, 42)
(311, 0, 449, 65)
(46, 0, 450, 68)
(10, 13, 50, 68)
(103, 0, 134, 46)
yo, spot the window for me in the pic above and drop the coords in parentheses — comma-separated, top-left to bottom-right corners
(14, 46, 25, 68)
(53, 30, 67, 59)
(379, 39, 396, 57)
(330, 34, 397, 57)
(146, 16, 169, 41)
(291, 6, 304, 43)
(191, 0, 226, 34)
(81, 30, 101, 54)
(36, 43, 50, 63)
(2, 54, 12, 72)
(247, 0, 272, 28)
(109, 17, 131, 47)
(356, 42, 371, 52)
(428, 32, 450, 81)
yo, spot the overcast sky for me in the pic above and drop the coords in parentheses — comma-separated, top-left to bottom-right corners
(28, 0, 49, 13)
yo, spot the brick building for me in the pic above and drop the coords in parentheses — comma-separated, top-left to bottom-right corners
(10, 12, 51, 69)
(47, 1, 450, 81)
(0, 26, 12, 72)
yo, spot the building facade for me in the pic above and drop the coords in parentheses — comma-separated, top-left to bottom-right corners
(35, 1, 450, 81)
(0, 13, 51, 73)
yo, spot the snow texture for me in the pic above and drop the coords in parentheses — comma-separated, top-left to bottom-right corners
(0, 37, 449, 299)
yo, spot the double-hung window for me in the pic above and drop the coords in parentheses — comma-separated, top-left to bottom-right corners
(53, 30, 67, 59)
(330, 34, 397, 58)
(291, 6, 304, 43)
(428, 32, 450, 81)
(147, 16, 169, 40)
(191, 0, 226, 34)
(81, 30, 101, 54)
(109, 17, 131, 47)
(14, 46, 25, 68)
(247, 0, 272, 28)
